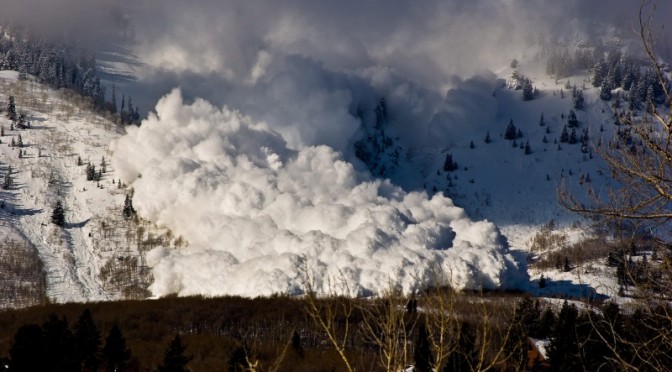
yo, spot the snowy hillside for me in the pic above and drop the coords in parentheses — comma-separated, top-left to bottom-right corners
(0, 71, 156, 307)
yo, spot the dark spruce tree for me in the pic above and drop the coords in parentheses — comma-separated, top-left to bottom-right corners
(123, 194, 136, 219)
(42, 314, 78, 371)
(559, 126, 569, 143)
(52, 201, 65, 226)
(569, 128, 578, 144)
(9, 324, 47, 372)
(567, 110, 579, 128)
(6, 96, 17, 121)
(548, 301, 580, 371)
(522, 78, 534, 101)
(156, 334, 191, 372)
(572, 88, 584, 109)
(443, 153, 458, 172)
(539, 112, 546, 126)
(74, 309, 102, 371)
(504, 119, 517, 140)
(484, 131, 491, 143)
(103, 325, 132, 372)
(600, 82, 613, 101)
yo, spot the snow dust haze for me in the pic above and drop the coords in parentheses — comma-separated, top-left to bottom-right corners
(109, 0, 670, 297)
(111, 89, 526, 297)
(16, 0, 664, 296)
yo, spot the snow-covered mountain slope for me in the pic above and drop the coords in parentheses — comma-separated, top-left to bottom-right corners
(0, 71, 154, 307)
(0, 45, 651, 304)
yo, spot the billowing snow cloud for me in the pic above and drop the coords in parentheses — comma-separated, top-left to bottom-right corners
(112, 89, 526, 297)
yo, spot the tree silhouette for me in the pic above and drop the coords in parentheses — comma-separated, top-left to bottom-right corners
(156, 334, 191, 372)
(103, 325, 131, 372)
(51, 201, 65, 226)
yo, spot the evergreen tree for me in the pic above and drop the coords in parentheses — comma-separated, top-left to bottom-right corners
(414, 324, 434, 372)
(567, 110, 579, 128)
(560, 126, 569, 143)
(122, 194, 136, 219)
(6, 95, 16, 121)
(375, 97, 387, 129)
(51, 200, 65, 226)
(443, 153, 458, 172)
(524, 141, 531, 155)
(600, 82, 613, 101)
(9, 324, 47, 372)
(539, 274, 547, 288)
(504, 119, 517, 140)
(484, 131, 491, 144)
(569, 128, 577, 144)
(522, 78, 534, 101)
(539, 113, 545, 126)
(16, 134, 22, 148)
(564, 256, 571, 272)
(111, 84, 117, 114)
(103, 325, 131, 372)
(86, 163, 96, 181)
(156, 334, 191, 372)
(74, 309, 102, 371)
(41, 314, 77, 371)
(548, 301, 580, 371)
(572, 88, 584, 110)
(592, 58, 607, 87)
(3, 166, 12, 190)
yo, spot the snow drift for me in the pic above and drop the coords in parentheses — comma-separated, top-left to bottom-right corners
(112, 89, 526, 297)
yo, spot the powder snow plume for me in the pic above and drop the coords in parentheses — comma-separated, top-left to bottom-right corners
(112, 89, 526, 297)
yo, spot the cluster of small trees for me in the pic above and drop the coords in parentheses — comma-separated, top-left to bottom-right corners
(0, 26, 141, 124)
(354, 97, 401, 177)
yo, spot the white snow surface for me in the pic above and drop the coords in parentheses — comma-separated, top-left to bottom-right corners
(112, 89, 527, 297)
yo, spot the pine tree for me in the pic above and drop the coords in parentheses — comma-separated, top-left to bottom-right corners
(86, 163, 96, 181)
(123, 194, 136, 219)
(539, 113, 546, 126)
(539, 274, 547, 288)
(560, 126, 569, 143)
(572, 88, 584, 110)
(103, 325, 131, 372)
(3, 166, 12, 190)
(52, 201, 65, 226)
(524, 141, 531, 155)
(592, 58, 607, 87)
(504, 119, 517, 140)
(9, 324, 47, 372)
(600, 82, 613, 101)
(16, 134, 22, 147)
(74, 309, 102, 371)
(548, 301, 580, 370)
(567, 110, 579, 128)
(111, 84, 117, 114)
(42, 314, 77, 371)
(569, 128, 577, 144)
(156, 334, 191, 372)
(484, 131, 491, 143)
(443, 153, 458, 172)
(6, 95, 16, 121)
(522, 78, 534, 101)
